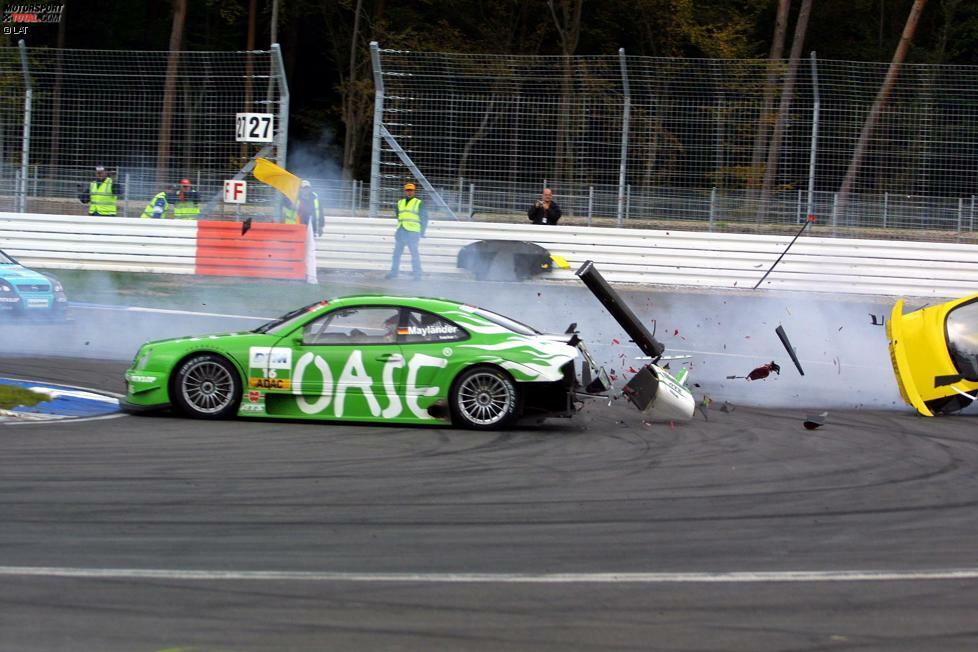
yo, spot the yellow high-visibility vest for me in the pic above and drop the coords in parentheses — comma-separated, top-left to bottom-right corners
(141, 191, 170, 219)
(172, 196, 200, 219)
(396, 197, 422, 232)
(89, 178, 117, 216)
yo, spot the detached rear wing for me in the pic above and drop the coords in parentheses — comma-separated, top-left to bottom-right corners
(576, 261, 693, 421)
(575, 260, 665, 360)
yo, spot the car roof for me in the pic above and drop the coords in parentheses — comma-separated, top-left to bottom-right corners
(324, 295, 467, 312)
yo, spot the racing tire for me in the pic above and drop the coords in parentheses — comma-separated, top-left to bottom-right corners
(171, 354, 241, 419)
(450, 365, 521, 430)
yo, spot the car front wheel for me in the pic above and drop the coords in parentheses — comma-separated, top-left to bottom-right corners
(171, 354, 241, 419)
(450, 366, 520, 430)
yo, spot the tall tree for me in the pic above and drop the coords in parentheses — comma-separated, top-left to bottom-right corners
(759, 0, 812, 216)
(47, 0, 68, 172)
(836, 0, 929, 215)
(748, 0, 791, 189)
(156, 0, 188, 185)
(548, 0, 584, 184)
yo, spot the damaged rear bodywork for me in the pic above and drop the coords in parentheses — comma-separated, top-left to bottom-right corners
(888, 293, 978, 416)
(576, 261, 695, 422)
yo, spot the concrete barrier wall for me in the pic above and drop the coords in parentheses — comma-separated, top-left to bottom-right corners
(3, 212, 977, 298)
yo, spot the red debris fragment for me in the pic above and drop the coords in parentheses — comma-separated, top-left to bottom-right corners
(747, 361, 781, 381)
(628, 367, 638, 373)
(612, 338, 620, 345)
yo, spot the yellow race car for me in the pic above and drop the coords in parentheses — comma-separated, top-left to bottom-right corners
(888, 293, 978, 416)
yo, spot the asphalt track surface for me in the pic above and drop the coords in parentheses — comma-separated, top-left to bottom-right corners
(1, 287, 978, 651)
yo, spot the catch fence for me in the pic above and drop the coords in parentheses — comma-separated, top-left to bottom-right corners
(370, 46, 978, 242)
(0, 42, 289, 216)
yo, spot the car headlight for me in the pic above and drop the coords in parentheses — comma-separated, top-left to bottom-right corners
(0, 280, 12, 293)
(135, 349, 152, 370)
(41, 274, 65, 294)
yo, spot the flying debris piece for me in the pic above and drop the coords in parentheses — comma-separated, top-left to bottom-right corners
(612, 338, 621, 345)
(727, 361, 781, 381)
(720, 401, 735, 413)
(241, 217, 253, 236)
(748, 361, 780, 380)
(775, 325, 805, 376)
(803, 412, 828, 430)
(870, 314, 886, 326)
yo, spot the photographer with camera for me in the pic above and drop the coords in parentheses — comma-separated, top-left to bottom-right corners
(527, 188, 561, 225)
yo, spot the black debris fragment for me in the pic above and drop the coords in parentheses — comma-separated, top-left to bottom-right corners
(241, 217, 253, 236)
(720, 401, 735, 413)
(775, 325, 805, 376)
(803, 412, 828, 430)
(870, 314, 885, 326)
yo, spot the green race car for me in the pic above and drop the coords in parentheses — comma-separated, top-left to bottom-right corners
(123, 295, 610, 429)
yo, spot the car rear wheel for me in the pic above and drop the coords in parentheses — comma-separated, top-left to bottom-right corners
(171, 354, 241, 419)
(450, 366, 520, 430)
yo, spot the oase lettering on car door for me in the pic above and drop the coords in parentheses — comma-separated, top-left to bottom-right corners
(292, 350, 447, 419)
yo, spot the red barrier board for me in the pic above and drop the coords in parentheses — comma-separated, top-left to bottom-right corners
(195, 221, 307, 280)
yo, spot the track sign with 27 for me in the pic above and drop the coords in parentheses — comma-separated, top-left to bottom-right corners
(235, 113, 275, 143)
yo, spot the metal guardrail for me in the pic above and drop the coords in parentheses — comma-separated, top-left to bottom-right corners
(1, 212, 976, 298)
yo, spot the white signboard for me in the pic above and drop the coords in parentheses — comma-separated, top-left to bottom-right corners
(235, 112, 275, 143)
(223, 179, 248, 204)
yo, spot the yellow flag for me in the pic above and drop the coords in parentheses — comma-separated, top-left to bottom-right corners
(253, 158, 300, 203)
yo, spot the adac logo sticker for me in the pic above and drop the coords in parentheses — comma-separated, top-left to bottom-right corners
(249, 346, 292, 370)
(249, 377, 291, 390)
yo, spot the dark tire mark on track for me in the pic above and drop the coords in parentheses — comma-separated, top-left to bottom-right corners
(1, 355, 977, 651)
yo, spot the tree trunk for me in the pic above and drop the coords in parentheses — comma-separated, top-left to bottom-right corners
(48, 1, 67, 173)
(759, 0, 812, 220)
(156, 0, 187, 186)
(836, 0, 928, 217)
(341, 0, 364, 178)
(747, 0, 790, 189)
(548, 0, 583, 185)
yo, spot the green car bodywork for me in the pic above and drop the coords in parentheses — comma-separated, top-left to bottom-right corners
(123, 295, 608, 428)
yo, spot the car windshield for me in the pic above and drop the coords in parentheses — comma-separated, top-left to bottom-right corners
(0, 251, 16, 265)
(465, 305, 539, 336)
(254, 300, 329, 335)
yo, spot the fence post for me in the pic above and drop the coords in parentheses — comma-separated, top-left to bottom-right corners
(883, 191, 888, 229)
(18, 40, 32, 215)
(368, 41, 385, 219)
(958, 197, 963, 239)
(971, 194, 975, 231)
(709, 186, 716, 231)
(806, 51, 819, 223)
(587, 185, 593, 227)
(124, 172, 130, 217)
(271, 43, 289, 169)
(457, 176, 463, 213)
(831, 192, 838, 236)
(617, 48, 630, 228)
(626, 184, 631, 221)
(468, 183, 474, 217)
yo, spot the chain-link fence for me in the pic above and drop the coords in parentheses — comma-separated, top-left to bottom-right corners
(0, 43, 289, 217)
(370, 47, 978, 242)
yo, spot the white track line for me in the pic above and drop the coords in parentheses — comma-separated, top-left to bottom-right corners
(72, 303, 272, 321)
(2, 566, 978, 584)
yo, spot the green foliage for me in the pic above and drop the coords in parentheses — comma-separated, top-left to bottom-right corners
(0, 384, 47, 410)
